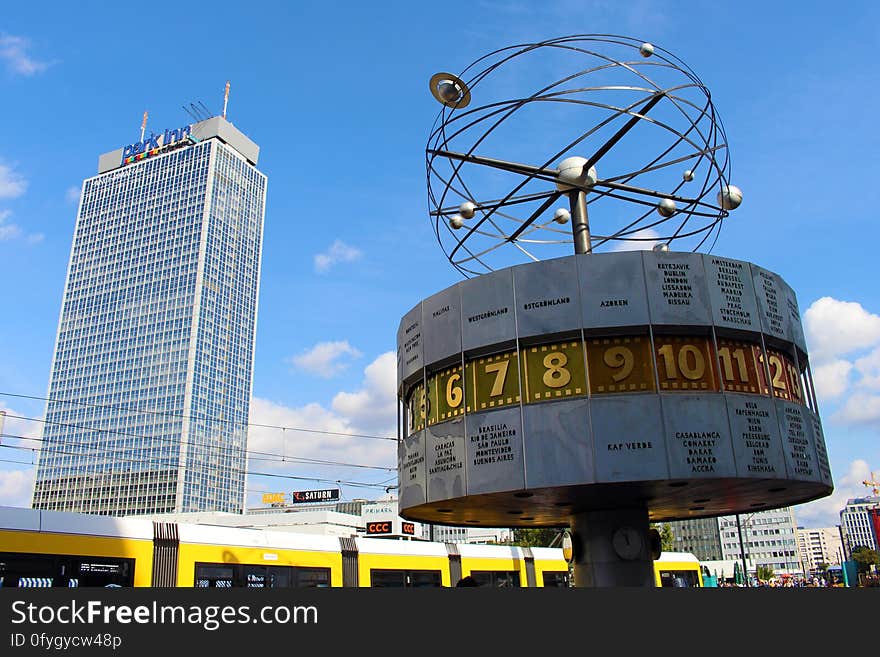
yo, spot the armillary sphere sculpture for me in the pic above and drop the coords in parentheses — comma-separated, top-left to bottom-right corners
(398, 35, 831, 587)
(426, 34, 742, 276)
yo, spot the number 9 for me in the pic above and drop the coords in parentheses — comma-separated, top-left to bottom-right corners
(604, 346, 634, 382)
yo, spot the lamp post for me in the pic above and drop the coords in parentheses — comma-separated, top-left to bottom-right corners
(736, 514, 750, 587)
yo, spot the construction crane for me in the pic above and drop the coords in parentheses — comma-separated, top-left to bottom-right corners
(864, 472, 879, 497)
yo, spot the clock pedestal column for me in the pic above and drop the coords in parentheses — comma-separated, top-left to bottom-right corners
(570, 507, 655, 587)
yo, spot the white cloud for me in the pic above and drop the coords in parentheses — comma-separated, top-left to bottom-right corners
(0, 468, 34, 508)
(0, 218, 22, 241)
(853, 347, 880, 391)
(832, 393, 880, 426)
(811, 359, 853, 400)
(247, 351, 398, 491)
(65, 185, 81, 204)
(314, 239, 362, 273)
(794, 459, 874, 528)
(802, 297, 880, 426)
(330, 352, 397, 433)
(0, 34, 50, 76)
(289, 341, 362, 378)
(0, 403, 45, 445)
(804, 297, 880, 364)
(0, 162, 27, 199)
(0, 210, 43, 245)
(609, 228, 661, 252)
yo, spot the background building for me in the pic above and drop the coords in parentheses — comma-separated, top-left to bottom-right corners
(839, 497, 880, 558)
(423, 524, 513, 545)
(718, 507, 803, 576)
(796, 526, 844, 573)
(665, 517, 723, 562)
(32, 116, 266, 516)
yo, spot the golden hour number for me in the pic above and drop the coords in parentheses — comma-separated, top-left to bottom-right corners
(485, 360, 509, 397)
(716, 340, 760, 394)
(786, 361, 804, 403)
(542, 352, 571, 388)
(586, 336, 654, 393)
(658, 344, 705, 381)
(754, 349, 771, 395)
(768, 354, 788, 398)
(468, 352, 520, 411)
(655, 338, 716, 391)
(523, 341, 586, 402)
(603, 346, 634, 382)
(718, 346, 748, 383)
(407, 382, 427, 434)
(432, 366, 464, 423)
(446, 373, 463, 408)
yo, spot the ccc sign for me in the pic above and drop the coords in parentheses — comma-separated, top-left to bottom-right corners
(366, 521, 393, 535)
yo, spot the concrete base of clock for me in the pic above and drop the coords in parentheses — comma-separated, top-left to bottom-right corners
(570, 507, 655, 587)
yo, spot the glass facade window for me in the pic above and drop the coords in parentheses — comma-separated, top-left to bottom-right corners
(32, 137, 266, 515)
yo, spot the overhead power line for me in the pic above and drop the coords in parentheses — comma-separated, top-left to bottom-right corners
(0, 391, 397, 442)
(1, 412, 395, 473)
(0, 437, 394, 491)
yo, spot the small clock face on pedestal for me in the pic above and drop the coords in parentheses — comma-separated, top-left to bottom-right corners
(612, 526, 643, 560)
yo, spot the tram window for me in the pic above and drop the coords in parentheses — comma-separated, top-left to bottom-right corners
(370, 569, 442, 588)
(294, 567, 331, 588)
(542, 571, 570, 588)
(0, 552, 134, 588)
(75, 559, 132, 587)
(195, 563, 330, 588)
(469, 570, 521, 588)
(659, 570, 700, 588)
(195, 564, 233, 588)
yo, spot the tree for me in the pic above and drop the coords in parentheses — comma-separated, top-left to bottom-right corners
(851, 546, 880, 574)
(756, 564, 775, 581)
(512, 528, 564, 547)
(651, 523, 675, 552)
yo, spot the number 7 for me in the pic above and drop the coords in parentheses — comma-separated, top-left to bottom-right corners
(484, 359, 509, 397)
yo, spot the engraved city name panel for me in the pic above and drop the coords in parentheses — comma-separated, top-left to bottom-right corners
(398, 430, 427, 508)
(780, 278, 808, 356)
(422, 285, 462, 365)
(643, 251, 711, 326)
(513, 256, 581, 338)
(703, 254, 762, 332)
(460, 267, 517, 353)
(775, 400, 821, 483)
(577, 251, 650, 329)
(465, 407, 525, 496)
(807, 410, 833, 488)
(426, 417, 466, 502)
(661, 394, 737, 479)
(725, 393, 786, 479)
(399, 303, 424, 384)
(752, 264, 792, 344)
(592, 395, 669, 482)
(522, 398, 593, 489)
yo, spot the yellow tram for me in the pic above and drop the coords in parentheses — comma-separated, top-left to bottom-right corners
(0, 506, 699, 588)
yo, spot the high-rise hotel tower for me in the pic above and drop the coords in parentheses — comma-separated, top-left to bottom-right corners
(32, 116, 266, 515)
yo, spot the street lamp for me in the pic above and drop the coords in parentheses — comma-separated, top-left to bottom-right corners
(736, 514, 752, 587)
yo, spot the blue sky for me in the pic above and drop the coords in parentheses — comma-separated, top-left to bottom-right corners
(0, 1, 878, 528)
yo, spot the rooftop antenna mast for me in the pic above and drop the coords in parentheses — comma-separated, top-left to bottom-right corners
(140, 111, 148, 142)
(223, 80, 230, 119)
(190, 103, 209, 121)
(182, 104, 200, 122)
(197, 100, 213, 118)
